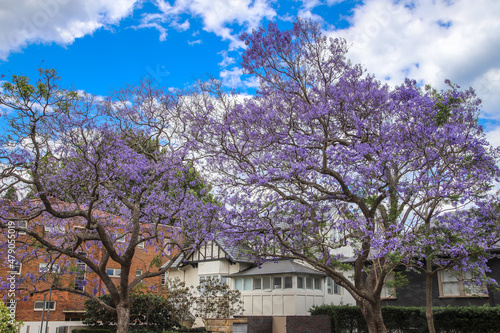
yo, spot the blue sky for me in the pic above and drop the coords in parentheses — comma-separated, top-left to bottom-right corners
(1, 0, 500, 142)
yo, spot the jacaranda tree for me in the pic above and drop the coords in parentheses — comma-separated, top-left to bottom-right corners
(184, 19, 500, 332)
(0, 70, 219, 333)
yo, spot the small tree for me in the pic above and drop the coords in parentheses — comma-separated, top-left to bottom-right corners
(0, 303, 22, 333)
(195, 277, 243, 320)
(163, 277, 196, 328)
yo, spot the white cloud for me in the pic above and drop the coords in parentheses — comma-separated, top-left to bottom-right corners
(325, 0, 500, 118)
(151, 0, 276, 49)
(219, 67, 259, 89)
(485, 126, 500, 148)
(218, 50, 236, 68)
(188, 39, 202, 46)
(0, 0, 139, 60)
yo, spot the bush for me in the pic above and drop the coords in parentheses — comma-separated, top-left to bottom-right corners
(310, 305, 500, 333)
(83, 292, 173, 331)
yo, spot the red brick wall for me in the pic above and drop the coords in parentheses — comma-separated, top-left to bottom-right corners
(1, 230, 171, 323)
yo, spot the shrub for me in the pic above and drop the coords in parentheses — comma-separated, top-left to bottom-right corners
(73, 329, 113, 333)
(83, 292, 173, 331)
(310, 305, 500, 333)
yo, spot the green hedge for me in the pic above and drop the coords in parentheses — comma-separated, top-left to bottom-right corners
(310, 305, 500, 333)
(72, 329, 113, 333)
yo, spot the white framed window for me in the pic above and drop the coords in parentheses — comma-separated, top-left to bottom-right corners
(243, 277, 252, 290)
(39, 263, 60, 273)
(235, 278, 243, 290)
(273, 277, 282, 289)
(314, 277, 322, 290)
(297, 276, 304, 289)
(115, 234, 126, 242)
(439, 270, 487, 297)
(106, 268, 121, 277)
(306, 277, 313, 289)
(327, 277, 342, 295)
(74, 254, 86, 292)
(5, 300, 16, 312)
(262, 277, 271, 290)
(253, 278, 262, 290)
(16, 221, 26, 235)
(284, 276, 293, 289)
(137, 241, 145, 249)
(44, 225, 65, 233)
(161, 271, 168, 285)
(11, 262, 21, 275)
(136, 269, 143, 277)
(34, 301, 56, 311)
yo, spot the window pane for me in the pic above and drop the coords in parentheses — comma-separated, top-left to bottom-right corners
(443, 281, 460, 295)
(333, 281, 341, 295)
(221, 276, 227, 285)
(297, 277, 303, 289)
(284, 277, 292, 289)
(244, 277, 252, 290)
(274, 277, 282, 289)
(314, 277, 322, 290)
(441, 271, 460, 296)
(136, 270, 142, 277)
(306, 277, 313, 289)
(253, 278, 262, 290)
(235, 278, 243, 290)
(263, 277, 271, 289)
(327, 278, 333, 294)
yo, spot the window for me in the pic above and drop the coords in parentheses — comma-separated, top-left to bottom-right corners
(221, 276, 228, 285)
(5, 300, 16, 312)
(235, 278, 243, 290)
(39, 263, 60, 273)
(381, 274, 396, 299)
(161, 272, 168, 285)
(284, 276, 293, 289)
(115, 234, 126, 242)
(253, 278, 262, 290)
(136, 269, 143, 277)
(137, 242, 145, 249)
(273, 277, 282, 289)
(106, 268, 121, 277)
(17, 221, 26, 235)
(262, 277, 271, 290)
(314, 277, 322, 290)
(11, 262, 21, 275)
(306, 277, 313, 289)
(44, 225, 64, 233)
(243, 277, 252, 290)
(327, 278, 342, 295)
(297, 276, 304, 289)
(439, 270, 486, 297)
(34, 301, 56, 311)
(75, 259, 86, 292)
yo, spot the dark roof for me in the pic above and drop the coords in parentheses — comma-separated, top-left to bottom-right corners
(215, 238, 254, 263)
(227, 260, 327, 277)
(163, 238, 255, 269)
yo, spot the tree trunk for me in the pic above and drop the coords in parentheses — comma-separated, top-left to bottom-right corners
(359, 299, 387, 333)
(425, 268, 436, 333)
(116, 302, 131, 333)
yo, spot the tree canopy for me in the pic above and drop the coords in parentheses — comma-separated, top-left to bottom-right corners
(183, 19, 500, 333)
(0, 70, 220, 333)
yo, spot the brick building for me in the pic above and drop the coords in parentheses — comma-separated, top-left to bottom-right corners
(0, 205, 173, 333)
